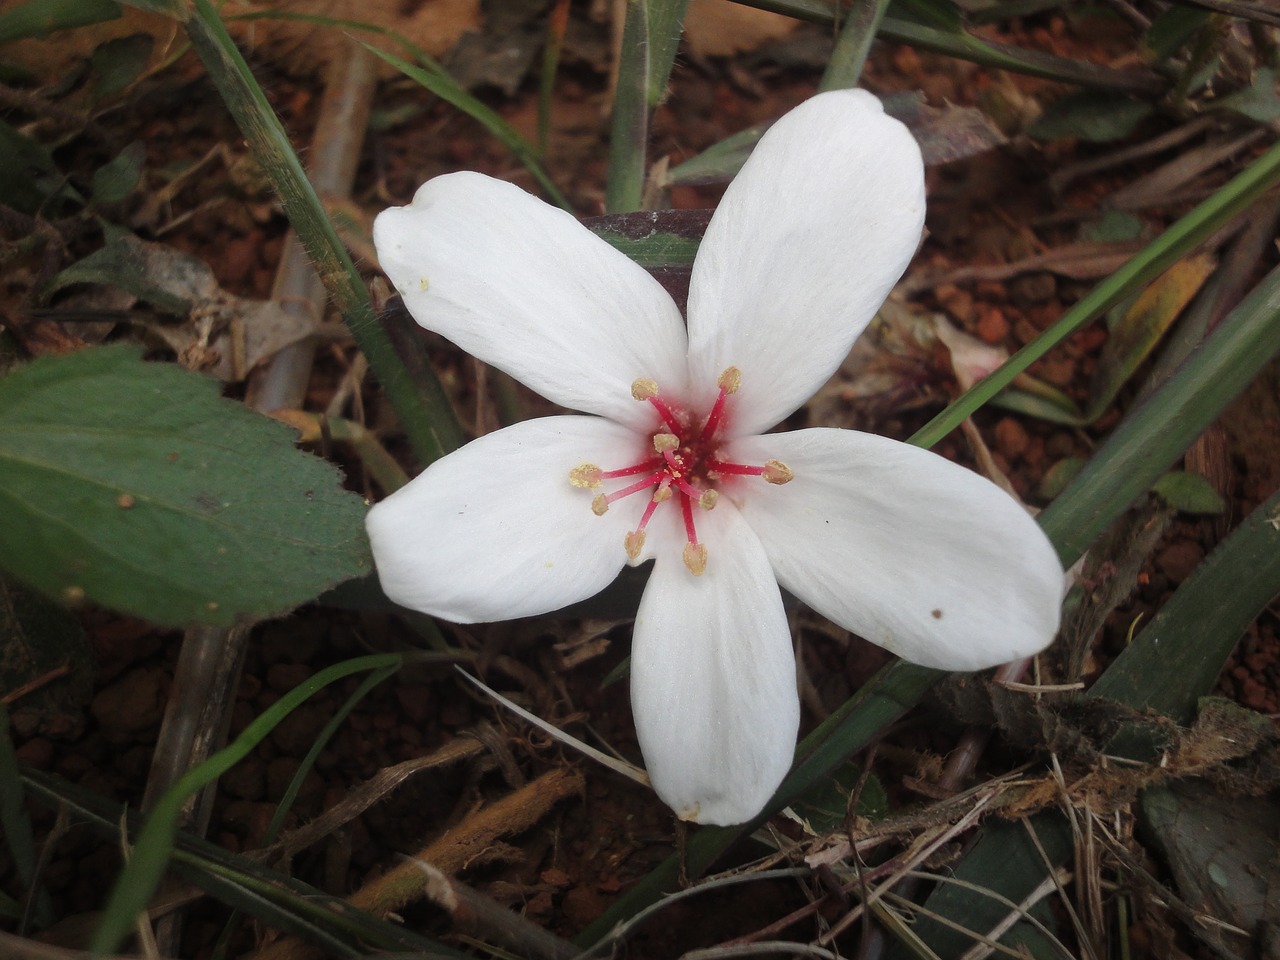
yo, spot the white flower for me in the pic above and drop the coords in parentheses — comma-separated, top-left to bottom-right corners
(367, 90, 1064, 826)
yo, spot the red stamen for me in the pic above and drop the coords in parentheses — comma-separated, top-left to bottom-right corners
(674, 477, 704, 502)
(699, 387, 731, 444)
(599, 458, 663, 480)
(680, 491, 699, 545)
(706, 459, 766, 477)
(635, 492, 661, 533)
(647, 395, 682, 433)
(605, 470, 665, 504)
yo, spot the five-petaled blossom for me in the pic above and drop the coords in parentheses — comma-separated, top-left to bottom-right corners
(367, 90, 1064, 826)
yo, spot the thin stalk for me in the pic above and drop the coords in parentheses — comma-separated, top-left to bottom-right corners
(819, 0, 893, 91)
(910, 135, 1280, 450)
(183, 0, 463, 465)
(606, 0, 652, 213)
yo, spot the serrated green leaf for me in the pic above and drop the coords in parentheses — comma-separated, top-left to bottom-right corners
(0, 346, 371, 627)
(1152, 470, 1226, 515)
(1029, 91, 1153, 142)
(0, 0, 120, 44)
(90, 140, 146, 204)
(89, 32, 155, 101)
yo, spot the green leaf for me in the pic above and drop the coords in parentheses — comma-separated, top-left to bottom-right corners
(791, 760, 887, 834)
(89, 32, 155, 101)
(1143, 4, 1210, 63)
(0, 0, 120, 43)
(1151, 470, 1226, 515)
(1089, 485, 1280, 722)
(1213, 67, 1280, 123)
(1028, 90, 1154, 142)
(665, 125, 765, 187)
(0, 346, 371, 627)
(43, 226, 201, 314)
(891, 813, 1072, 959)
(90, 140, 146, 204)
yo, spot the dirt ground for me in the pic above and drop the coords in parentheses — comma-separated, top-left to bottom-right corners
(2, 1, 1279, 957)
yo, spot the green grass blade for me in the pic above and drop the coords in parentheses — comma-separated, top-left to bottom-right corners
(180, 0, 463, 466)
(1038, 263, 1280, 565)
(0, 0, 120, 43)
(22, 768, 467, 957)
(261, 662, 399, 845)
(911, 135, 1280, 451)
(89, 653, 402, 955)
(819, 0, 893, 91)
(1088, 484, 1280, 722)
(360, 43, 570, 211)
(898, 266, 1280, 954)
(732, 0, 1164, 91)
(0, 705, 54, 930)
(606, 0, 689, 212)
(606, 1, 653, 213)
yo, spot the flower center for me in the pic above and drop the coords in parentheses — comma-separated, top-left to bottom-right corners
(569, 366, 793, 576)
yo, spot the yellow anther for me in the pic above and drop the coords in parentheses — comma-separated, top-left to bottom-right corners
(682, 543, 708, 576)
(653, 433, 680, 453)
(699, 489, 719, 510)
(631, 377, 659, 401)
(717, 366, 742, 394)
(570, 463, 603, 488)
(653, 486, 673, 503)
(624, 530, 646, 559)
(592, 493, 609, 516)
(763, 459, 794, 484)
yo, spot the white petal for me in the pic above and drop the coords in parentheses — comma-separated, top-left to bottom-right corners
(366, 416, 647, 622)
(631, 503, 799, 825)
(374, 172, 688, 428)
(729, 429, 1063, 671)
(686, 90, 926, 435)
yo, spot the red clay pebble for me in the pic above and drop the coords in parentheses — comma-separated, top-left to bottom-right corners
(976, 307, 1010, 343)
(91, 666, 167, 738)
(993, 417, 1031, 459)
(15, 737, 53, 768)
(1155, 542, 1203, 583)
(266, 662, 311, 693)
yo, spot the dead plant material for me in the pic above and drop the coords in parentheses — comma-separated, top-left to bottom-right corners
(401, 858, 577, 960)
(248, 766, 584, 960)
(257, 735, 485, 864)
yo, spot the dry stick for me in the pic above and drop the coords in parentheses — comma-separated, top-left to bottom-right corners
(245, 44, 377, 414)
(139, 45, 379, 957)
(856, 660, 1031, 960)
(248, 766, 585, 960)
(401, 858, 578, 960)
